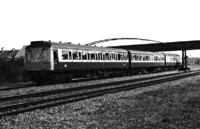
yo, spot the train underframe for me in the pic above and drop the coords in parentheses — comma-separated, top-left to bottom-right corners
(28, 65, 181, 85)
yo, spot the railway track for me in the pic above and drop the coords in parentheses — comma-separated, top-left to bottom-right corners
(0, 77, 95, 92)
(0, 69, 197, 92)
(0, 70, 200, 118)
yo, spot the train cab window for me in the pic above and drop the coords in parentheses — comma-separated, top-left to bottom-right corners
(82, 51, 87, 60)
(73, 51, 78, 60)
(62, 50, 69, 60)
(26, 48, 50, 63)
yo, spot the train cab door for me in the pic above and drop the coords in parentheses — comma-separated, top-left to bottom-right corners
(53, 49, 59, 70)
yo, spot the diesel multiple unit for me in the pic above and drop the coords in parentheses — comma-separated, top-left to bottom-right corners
(24, 41, 181, 84)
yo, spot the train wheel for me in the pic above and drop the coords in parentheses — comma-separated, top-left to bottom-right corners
(64, 75, 72, 82)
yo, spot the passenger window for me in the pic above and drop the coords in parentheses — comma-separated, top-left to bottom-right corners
(69, 51, 72, 59)
(132, 55, 135, 61)
(62, 50, 69, 60)
(118, 53, 121, 60)
(115, 54, 118, 60)
(102, 53, 105, 60)
(88, 53, 91, 60)
(112, 53, 115, 60)
(98, 53, 102, 60)
(96, 53, 99, 60)
(142, 55, 145, 61)
(109, 53, 112, 60)
(73, 51, 78, 60)
(105, 53, 109, 60)
(138, 55, 142, 61)
(124, 54, 127, 60)
(82, 51, 87, 60)
(79, 52, 82, 60)
(91, 52, 95, 60)
(120, 54, 123, 60)
(154, 56, 158, 61)
(146, 56, 150, 61)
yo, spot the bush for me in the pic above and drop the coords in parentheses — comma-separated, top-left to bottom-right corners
(0, 58, 28, 84)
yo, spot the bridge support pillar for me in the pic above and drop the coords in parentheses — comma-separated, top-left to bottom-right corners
(182, 50, 188, 71)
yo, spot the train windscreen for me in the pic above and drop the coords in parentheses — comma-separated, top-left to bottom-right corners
(26, 47, 49, 62)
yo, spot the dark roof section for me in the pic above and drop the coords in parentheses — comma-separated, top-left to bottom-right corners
(110, 40, 200, 52)
(0, 50, 19, 59)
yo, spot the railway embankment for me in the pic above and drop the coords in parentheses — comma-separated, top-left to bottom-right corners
(1, 67, 200, 128)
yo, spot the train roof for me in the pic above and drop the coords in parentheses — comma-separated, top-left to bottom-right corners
(27, 41, 128, 53)
(164, 53, 180, 57)
(27, 41, 180, 57)
(129, 49, 164, 56)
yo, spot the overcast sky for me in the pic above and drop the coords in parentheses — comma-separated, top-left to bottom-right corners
(0, 0, 200, 57)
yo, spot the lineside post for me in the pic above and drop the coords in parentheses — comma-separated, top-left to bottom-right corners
(184, 50, 188, 69)
(182, 50, 185, 70)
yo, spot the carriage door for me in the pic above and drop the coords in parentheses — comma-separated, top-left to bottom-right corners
(53, 49, 59, 70)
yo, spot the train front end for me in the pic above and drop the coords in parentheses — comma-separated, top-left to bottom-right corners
(24, 41, 53, 83)
(25, 41, 52, 71)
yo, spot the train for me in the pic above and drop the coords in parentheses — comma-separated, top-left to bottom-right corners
(24, 41, 182, 84)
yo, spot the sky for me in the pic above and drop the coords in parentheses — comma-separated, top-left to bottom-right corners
(0, 0, 200, 57)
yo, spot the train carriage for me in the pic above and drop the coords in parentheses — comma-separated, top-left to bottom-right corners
(25, 41, 129, 83)
(164, 53, 181, 70)
(129, 50, 166, 73)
